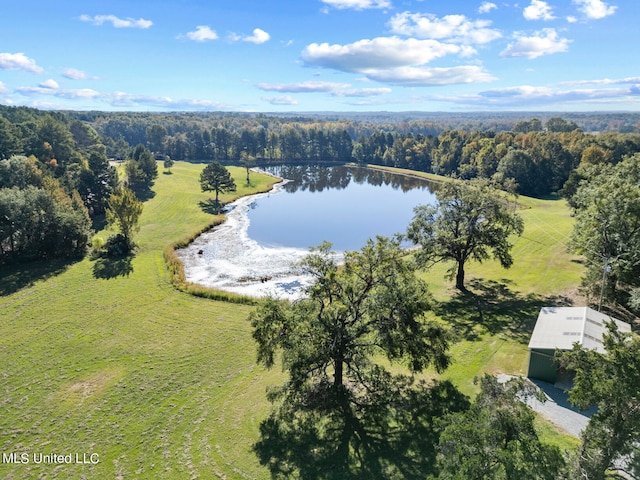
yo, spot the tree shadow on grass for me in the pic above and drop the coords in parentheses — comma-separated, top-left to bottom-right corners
(91, 213, 107, 232)
(254, 380, 469, 480)
(0, 257, 80, 296)
(435, 278, 574, 343)
(92, 256, 134, 279)
(130, 184, 156, 202)
(198, 199, 223, 215)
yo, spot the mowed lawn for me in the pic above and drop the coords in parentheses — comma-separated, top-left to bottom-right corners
(422, 190, 584, 391)
(0, 163, 282, 479)
(0, 162, 583, 479)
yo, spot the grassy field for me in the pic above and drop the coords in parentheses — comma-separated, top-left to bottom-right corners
(0, 162, 582, 479)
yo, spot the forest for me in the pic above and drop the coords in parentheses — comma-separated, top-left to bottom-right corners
(1, 105, 640, 308)
(2, 107, 640, 199)
(84, 109, 640, 200)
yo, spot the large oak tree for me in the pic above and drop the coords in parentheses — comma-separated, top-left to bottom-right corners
(251, 237, 450, 400)
(250, 237, 454, 477)
(406, 178, 524, 291)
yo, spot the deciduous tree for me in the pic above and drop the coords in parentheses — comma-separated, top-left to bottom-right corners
(437, 375, 565, 479)
(105, 187, 143, 253)
(146, 124, 167, 153)
(406, 178, 524, 291)
(251, 237, 450, 409)
(0, 183, 90, 262)
(251, 237, 454, 477)
(558, 322, 640, 480)
(568, 155, 640, 307)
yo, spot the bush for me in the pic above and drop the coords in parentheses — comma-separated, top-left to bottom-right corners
(101, 234, 134, 258)
(91, 235, 105, 251)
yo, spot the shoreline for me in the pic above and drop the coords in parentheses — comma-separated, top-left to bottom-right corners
(166, 164, 436, 301)
(163, 168, 284, 304)
(174, 180, 319, 300)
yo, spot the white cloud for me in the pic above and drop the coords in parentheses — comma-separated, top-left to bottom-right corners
(107, 92, 229, 110)
(478, 2, 498, 14)
(338, 87, 392, 97)
(523, 0, 556, 20)
(256, 81, 392, 97)
(302, 37, 471, 72)
(246, 28, 270, 44)
(39, 79, 59, 89)
(80, 14, 152, 29)
(573, 0, 617, 19)
(500, 29, 570, 59)
(388, 12, 502, 44)
(184, 25, 218, 42)
(321, 0, 392, 10)
(441, 83, 639, 108)
(229, 28, 271, 44)
(62, 68, 96, 80)
(257, 81, 352, 93)
(10, 83, 236, 110)
(364, 65, 496, 86)
(0, 52, 44, 74)
(0, 82, 8, 94)
(301, 36, 496, 87)
(16, 86, 101, 99)
(560, 76, 640, 86)
(263, 96, 299, 106)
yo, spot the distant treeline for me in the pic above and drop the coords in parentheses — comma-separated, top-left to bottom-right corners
(2, 106, 640, 186)
(1, 106, 640, 263)
(73, 109, 640, 198)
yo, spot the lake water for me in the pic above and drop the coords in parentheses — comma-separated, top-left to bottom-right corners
(177, 165, 437, 299)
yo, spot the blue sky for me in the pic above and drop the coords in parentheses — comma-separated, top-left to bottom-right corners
(0, 0, 638, 112)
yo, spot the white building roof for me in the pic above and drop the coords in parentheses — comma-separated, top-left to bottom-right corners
(528, 306, 631, 353)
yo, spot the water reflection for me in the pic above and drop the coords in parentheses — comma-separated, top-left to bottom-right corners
(265, 165, 439, 194)
(178, 165, 438, 299)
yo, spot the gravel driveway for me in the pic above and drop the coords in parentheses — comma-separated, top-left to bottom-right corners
(498, 374, 595, 438)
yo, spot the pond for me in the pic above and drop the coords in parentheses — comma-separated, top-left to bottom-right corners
(176, 165, 438, 299)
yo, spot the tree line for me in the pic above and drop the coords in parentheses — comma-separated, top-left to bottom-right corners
(4, 106, 637, 200)
(83, 110, 640, 198)
(568, 153, 640, 315)
(0, 107, 156, 264)
(2, 105, 640, 267)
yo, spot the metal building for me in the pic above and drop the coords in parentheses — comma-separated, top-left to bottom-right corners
(527, 306, 631, 384)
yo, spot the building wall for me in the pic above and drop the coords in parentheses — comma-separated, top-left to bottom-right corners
(527, 348, 558, 383)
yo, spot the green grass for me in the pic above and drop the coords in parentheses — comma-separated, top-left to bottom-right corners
(0, 163, 280, 479)
(372, 166, 585, 451)
(0, 163, 583, 479)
